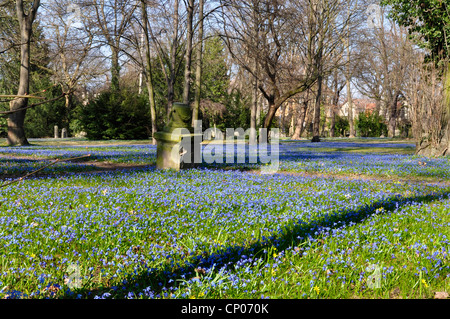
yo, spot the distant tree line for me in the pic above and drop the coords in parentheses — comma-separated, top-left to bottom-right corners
(0, 0, 449, 156)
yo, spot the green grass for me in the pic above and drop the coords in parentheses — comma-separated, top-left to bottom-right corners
(0, 138, 449, 299)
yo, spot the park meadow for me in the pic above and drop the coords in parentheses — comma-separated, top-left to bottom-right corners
(2, 0, 450, 303)
(0, 137, 449, 299)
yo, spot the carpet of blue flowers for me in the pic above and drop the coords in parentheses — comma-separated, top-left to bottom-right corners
(0, 139, 449, 299)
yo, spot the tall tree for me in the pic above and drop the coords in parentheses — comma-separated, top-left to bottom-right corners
(328, 68, 346, 137)
(192, 0, 205, 126)
(182, 0, 195, 105)
(146, 0, 184, 120)
(139, 0, 158, 144)
(220, 0, 356, 143)
(220, 0, 316, 137)
(7, 0, 40, 146)
(382, 0, 450, 155)
(41, 0, 103, 134)
(91, 0, 138, 92)
(309, 0, 327, 142)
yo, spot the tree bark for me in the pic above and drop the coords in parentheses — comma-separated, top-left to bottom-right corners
(346, 77, 355, 138)
(141, 0, 157, 144)
(250, 75, 258, 144)
(280, 103, 286, 136)
(7, 0, 40, 146)
(256, 94, 262, 128)
(329, 75, 344, 138)
(192, 0, 204, 127)
(262, 99, 277, 132)
(249, 1, 259, 145)
(388, 91, 400, 138)
(110, 45, 120, 92)
(311, 75, 323, 142)
(292, 97, 309, 140)
(345, 15, 355, 138)
(182, 0, 195, 105)
(330, 109, 336, 137)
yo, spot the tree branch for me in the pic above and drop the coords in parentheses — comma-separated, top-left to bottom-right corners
(0, 92, 70, 116)
(0, 154, 92, 188)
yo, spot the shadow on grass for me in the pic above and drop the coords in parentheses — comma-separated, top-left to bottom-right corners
(0, 155, 157, 181)
(0, 157, 105, 180)
(61, 188, 449, 299)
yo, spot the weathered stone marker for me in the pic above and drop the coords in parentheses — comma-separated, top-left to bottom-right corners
(61, 128, 67, 138)
(54, 125, 59, 139)
(154, 103, 202, 170)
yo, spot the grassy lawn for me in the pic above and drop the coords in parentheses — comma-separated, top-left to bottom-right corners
(0, 137, 449, 299)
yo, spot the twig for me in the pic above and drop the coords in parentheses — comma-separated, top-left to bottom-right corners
(0, 154, 92, 188)
(0, 92, 73, 116)
(0, 95, 46, 100)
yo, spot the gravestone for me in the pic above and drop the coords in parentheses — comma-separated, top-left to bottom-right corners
(54, 125, 59, 139)
(61, 128, 67, 139)
(154, 103, 202, 170)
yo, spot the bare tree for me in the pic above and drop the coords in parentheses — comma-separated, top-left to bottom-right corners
(220, 0, 357, 143)
(291, 89, 313, 139)
(192, 0, 205, 125)
(328, 67, 346, 137)
(7, 0, 40, 146)
(41, 0, 105, 132)
(354, 10, 414, 138)
(220, 0, 317, 139)
(89, 0, 138, 92)
(404, 51, 449, 156)
(145, 0, 184, 120)
(182, 0, 195, 105)
(140, 0, 158, 144)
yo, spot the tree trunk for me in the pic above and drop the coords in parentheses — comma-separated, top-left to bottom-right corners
(167, 0, 180, 121)
(416, 127, 449, 157)
(7, 102, 28, 146)
(8, 0, 40, 146)
(182, 0, 195, 105)
(320, 105, 328, 137)
(346, 77, 355, 138)
(250, 75, 258, 144)
(256, 95, 262, 128)
(249, 1, 260, 145)
(192, 0, 204, 127)
(167, 82, 175, 121)
(330, 111, 336, 137)
(330, 92, 339, 138)
(280, 103, 286, 136)
(64, 93, 71, 134)
(375, 98, 381, 117)
(110, 46, 121, 92)
(345, 20, 355, 138)
(329, 75, 343, 138)
(312, 75, 323, 142)
(141, 0, 157, 144)
(388, 91, 400, 138)
(262, 98, 277, 141)
(263, 102, 276, 128)
(413, 63, 450, 157)
(292, 97, 308, 140)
